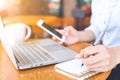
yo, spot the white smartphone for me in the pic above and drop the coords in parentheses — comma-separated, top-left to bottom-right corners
(37, 20, 65, 42)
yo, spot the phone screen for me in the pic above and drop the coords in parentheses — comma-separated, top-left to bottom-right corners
(42, 23, 63, 39)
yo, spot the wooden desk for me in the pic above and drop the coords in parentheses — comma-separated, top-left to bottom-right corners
(0, 40, 111, 80)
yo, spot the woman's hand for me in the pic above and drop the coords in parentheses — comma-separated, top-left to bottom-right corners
(76, 45, 118, 72)
(53, 26, 80, 45)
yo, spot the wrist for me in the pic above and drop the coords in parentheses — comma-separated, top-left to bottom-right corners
(108, 47, 120, 67)
(77, 31, 81, 42)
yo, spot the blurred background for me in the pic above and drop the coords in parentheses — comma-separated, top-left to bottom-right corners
(0, 0, 92, 38)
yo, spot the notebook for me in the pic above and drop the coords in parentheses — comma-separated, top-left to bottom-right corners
(0, 17, 77, 70)
(55, 59, 100, 80)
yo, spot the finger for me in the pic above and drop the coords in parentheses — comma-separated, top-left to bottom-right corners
(63, 27, 71, 37)
(83, 46, 102, 58)
(63, 26, 74, 36)
(86, 58, 111, 72)
(75, 49, 85, 59)
(52, 29, 64, 41)
(83, 53, 105, 65)
(86, 59, 108, 70)
(52, 37, 57, 40)
(56, 28, 69, 39)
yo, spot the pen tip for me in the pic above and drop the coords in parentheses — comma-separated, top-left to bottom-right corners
(81, 63, 84, 67)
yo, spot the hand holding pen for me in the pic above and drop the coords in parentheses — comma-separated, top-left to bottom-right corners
(76, 29, 106, 67)
(75, 27, 113, 72)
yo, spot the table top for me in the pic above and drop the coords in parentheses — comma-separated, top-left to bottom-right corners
(0, 40, 111, 80)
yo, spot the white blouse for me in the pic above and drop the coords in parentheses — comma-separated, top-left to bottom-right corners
(86, 0, 120, 47)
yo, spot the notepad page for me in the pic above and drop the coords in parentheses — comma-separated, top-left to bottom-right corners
(55, 59, 89, 76)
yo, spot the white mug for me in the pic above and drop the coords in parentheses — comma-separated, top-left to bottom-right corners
(5, 23, 31, 45)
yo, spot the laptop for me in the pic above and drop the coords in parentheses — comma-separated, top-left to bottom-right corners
(0, 17, 77, 70)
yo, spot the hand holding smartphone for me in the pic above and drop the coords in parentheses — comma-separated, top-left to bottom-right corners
(37, 20, 65, 42)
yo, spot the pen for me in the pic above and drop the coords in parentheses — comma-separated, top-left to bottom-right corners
(81, 27, 107, 67)
(92, 29, 106, 46)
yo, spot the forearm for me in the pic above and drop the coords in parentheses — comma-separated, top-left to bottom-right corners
(78, 30, 95, 42)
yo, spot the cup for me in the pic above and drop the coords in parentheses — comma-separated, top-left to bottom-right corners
(5, 23, 31, 45)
